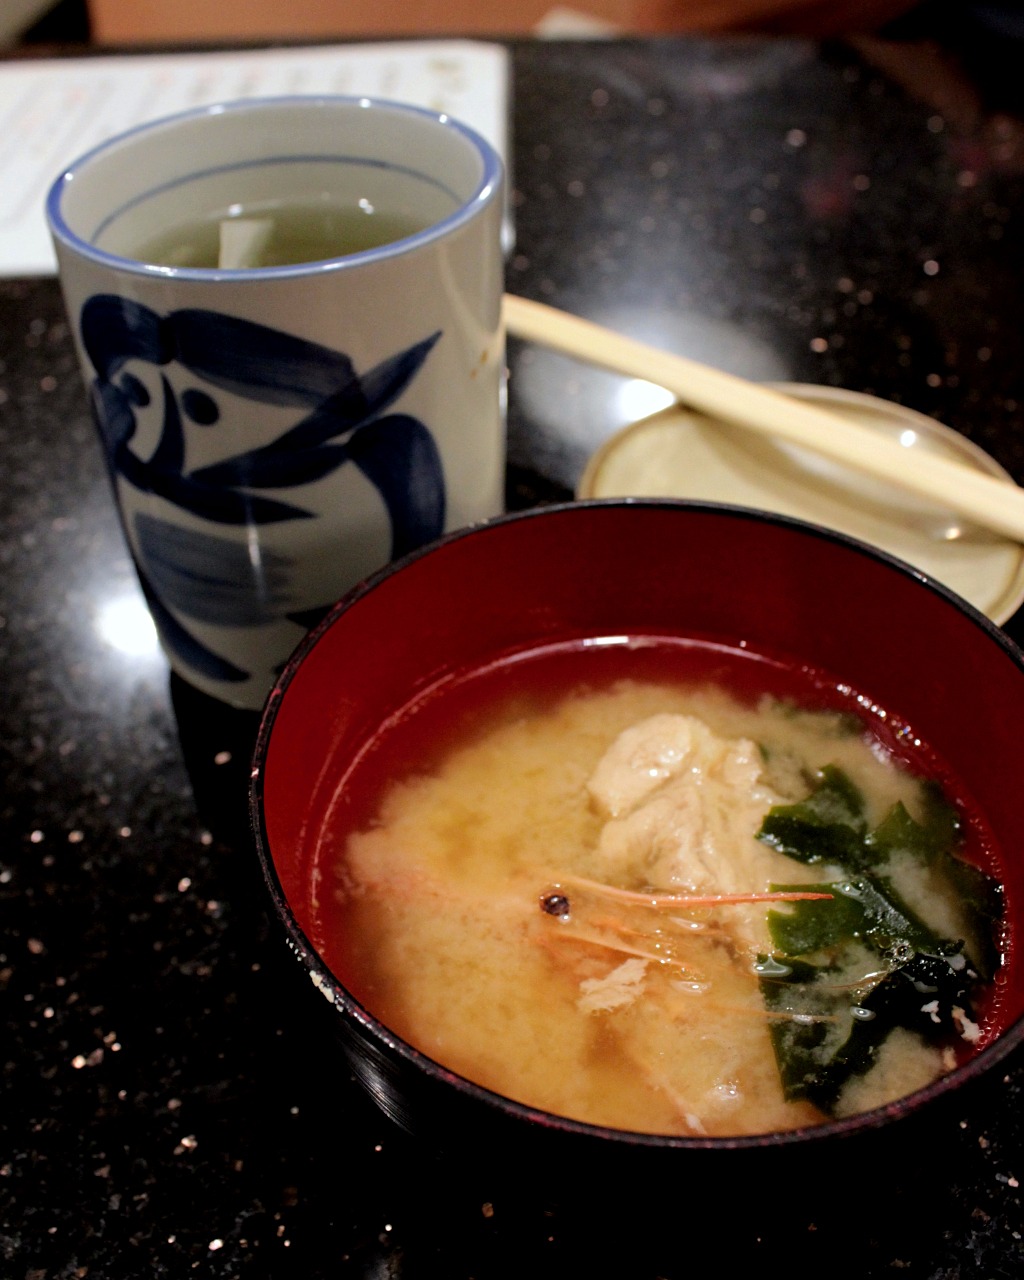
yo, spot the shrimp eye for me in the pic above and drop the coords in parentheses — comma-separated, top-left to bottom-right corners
(540, 892, 571, 919)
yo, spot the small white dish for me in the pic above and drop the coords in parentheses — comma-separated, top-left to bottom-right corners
(577, 383, 1024, 625)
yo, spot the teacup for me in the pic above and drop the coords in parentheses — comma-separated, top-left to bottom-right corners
(47, 95, 506, 709)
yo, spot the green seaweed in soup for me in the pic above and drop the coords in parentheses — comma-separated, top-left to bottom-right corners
(757, 768, 1001, 1117)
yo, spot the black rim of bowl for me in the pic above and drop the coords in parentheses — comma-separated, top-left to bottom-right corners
(250, 497, 1024, 1152)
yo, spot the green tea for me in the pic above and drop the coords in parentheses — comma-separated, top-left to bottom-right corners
(132, 199, 432, 269)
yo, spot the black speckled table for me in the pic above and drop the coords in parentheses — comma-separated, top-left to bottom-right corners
(3, 33, 1024, 1278)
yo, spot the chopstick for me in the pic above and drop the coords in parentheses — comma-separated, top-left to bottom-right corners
(503, 293, 1024, 544)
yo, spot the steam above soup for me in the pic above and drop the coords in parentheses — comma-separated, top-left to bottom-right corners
(316, 639, 1004, 1138)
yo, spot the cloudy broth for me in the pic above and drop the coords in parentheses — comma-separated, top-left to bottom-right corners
(314, 638, 1005, 1137)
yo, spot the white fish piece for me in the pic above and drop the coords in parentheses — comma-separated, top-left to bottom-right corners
(577, 957, 649, 1014)
(586, 713, 809, 955)
(586, 712, 698, 817)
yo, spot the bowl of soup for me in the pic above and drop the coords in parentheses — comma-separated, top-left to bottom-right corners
(251, 500, 1024, 1165)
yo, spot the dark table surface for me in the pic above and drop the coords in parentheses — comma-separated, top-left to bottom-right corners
(4, 30, 1024, 1279)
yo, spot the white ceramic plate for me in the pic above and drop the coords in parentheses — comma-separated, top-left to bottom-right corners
(577, 383, 1024, 625)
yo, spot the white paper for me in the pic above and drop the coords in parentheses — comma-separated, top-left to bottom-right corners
(0, 40, 510, 277)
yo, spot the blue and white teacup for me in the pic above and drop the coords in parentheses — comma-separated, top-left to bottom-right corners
(47, 96, 505, 709)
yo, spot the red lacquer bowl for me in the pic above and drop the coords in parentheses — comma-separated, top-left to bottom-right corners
(251, 500, 1024, 1166)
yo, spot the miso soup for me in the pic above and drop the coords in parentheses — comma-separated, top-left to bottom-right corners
(315, 638, 1006, 1138)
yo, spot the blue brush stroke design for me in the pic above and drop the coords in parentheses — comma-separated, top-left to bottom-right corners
(168, 309, 364, 407)
(136, 570, 249, 684)
(286, 605, 334, 631)
(187, 335, 441, 487)
(346, 413, 446, 558)
(135, 513, 294, 628)
(81, 296, 445, 530)
(80, 294, 448, 685)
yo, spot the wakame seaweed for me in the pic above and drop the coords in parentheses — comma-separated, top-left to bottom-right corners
(755, 766, 999, 1114)
(757, 765, 868, 867)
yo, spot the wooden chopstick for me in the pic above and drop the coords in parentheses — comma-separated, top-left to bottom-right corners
(503, 293, 1024, 544)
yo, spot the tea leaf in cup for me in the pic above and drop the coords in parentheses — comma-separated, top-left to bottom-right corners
(218, 217, 273, 269)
